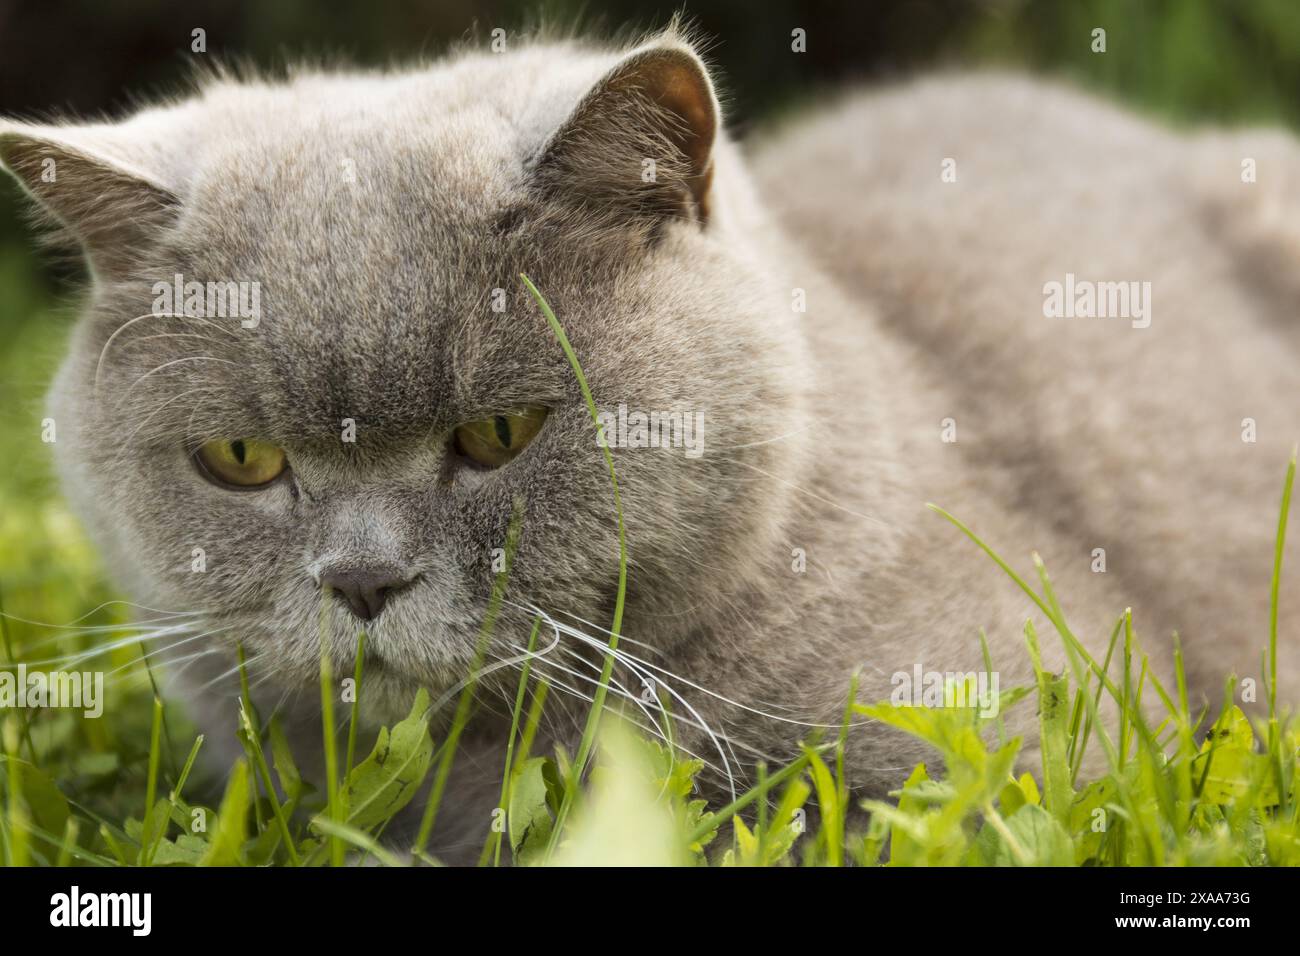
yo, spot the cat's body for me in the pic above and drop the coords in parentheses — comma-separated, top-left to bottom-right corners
(2, 32, 1296, 860)
(754, 74, 1300, 709)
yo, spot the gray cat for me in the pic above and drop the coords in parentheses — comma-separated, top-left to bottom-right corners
(2, 27, 1297, 858)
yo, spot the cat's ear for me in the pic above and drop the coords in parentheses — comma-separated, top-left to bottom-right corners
(534, 36, 721, 228)
(0, 121, 181, 278)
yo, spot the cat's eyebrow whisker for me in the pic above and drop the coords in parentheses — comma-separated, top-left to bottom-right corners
(126, 355, 238, 396)
(94, 310, 240, 393)
(116, 386, 217, 451)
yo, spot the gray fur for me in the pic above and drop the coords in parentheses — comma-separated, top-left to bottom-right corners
(2, 31, 1297, 858)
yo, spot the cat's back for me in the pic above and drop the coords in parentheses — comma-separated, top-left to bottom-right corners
(752, 72, 1300, 704)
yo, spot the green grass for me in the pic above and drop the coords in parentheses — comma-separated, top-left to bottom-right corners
(0, 279, 1297, 866)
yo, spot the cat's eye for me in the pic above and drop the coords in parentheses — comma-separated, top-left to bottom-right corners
(195, 438, 288, 488)
(453, 406, 548, 469)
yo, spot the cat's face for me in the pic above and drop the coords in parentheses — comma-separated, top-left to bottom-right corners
(5, 36, 808, 711)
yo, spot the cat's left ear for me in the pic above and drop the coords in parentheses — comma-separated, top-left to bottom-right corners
(0, 121, 181, 279)
(534, 36, 721, 228)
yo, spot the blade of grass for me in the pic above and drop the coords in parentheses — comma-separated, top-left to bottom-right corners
(414, 498, 524, 853)
(139, 696, 163, 864)
(319, 589, 343, 867)
(1071, 615, 1123, 782)
(480, 615, 542, 867)
(56, 818, 80, 868)
(1268, 450, 1295, 814)
(979, 628, 1007, 746)
(0, 586, 36, 761)
(137, 641, 178, 780)
(238, 701, 300, 866)
(519, 274, 628, 862)
(345, 631, 366, 779)
(689, 750, 814, 846)
(311, 816, 407, 867)
(144, 734, 205, 866)
(235, 645, 265, 833)
(4, 716, 28, 866)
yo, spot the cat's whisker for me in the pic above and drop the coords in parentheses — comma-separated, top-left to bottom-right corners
(520, 643, 668, 739)
(104, 647, 223, 688)
(511, 609, 739, 799)
(116, 386, 218, 452)
(17, 616, 206, 654)
(0, 602, 199, 630)
(155, 647, 227, 685)
(422, 614, 563, 719)
(541, 611, 877, 731)
(707, 422, 816, 452)
(13, 623, 205, 669)
(517, 647, 735, 782)
(248, 661, 293, 695)
(504, 600, 664, 657)
(581, 647, 742, 797)
(547, 617, 846, 788)
(195, 653, 263, 694)
(19, 626, 179, 657)
(126, 355, 238, 395)
(94, 310, 240, 393)
(103, 627, 234, 679)
(117, 331, 231, 352)
(732, 460, 889, 528)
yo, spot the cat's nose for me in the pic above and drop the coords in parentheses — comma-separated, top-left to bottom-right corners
(321, 566, 414, 621)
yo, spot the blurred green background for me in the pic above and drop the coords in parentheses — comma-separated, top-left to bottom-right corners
(2, 0, 1300, 627)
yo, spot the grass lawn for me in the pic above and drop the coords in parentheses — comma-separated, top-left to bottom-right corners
(0, 274, 1296, 866)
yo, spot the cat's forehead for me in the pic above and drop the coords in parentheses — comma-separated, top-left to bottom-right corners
(191, 110, 519, 260)
(168, 59, 608, 327)
(119, 53, 641, 439)
(181, 52, 609, 238)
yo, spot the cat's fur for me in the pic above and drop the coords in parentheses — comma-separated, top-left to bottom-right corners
(2, 28, 1297, 859)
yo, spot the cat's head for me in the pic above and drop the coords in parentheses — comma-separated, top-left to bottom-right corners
(0, 31, 811, 711)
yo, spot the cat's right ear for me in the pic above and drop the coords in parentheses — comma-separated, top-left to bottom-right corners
(531, 36, 721, 230)
(0, 122, 180, 279)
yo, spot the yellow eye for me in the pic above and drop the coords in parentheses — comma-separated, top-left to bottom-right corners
(453, 406, 548, 468)
(195, 438, 288, 488)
